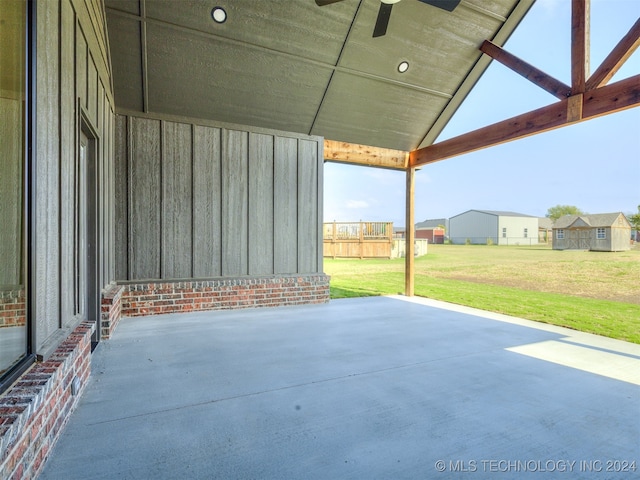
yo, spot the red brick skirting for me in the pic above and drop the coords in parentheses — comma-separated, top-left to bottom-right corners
(100, 283, 125, 340)
(99, 275, 330, 338)
(0, 322, 94, 480)
(0, 290, 26, 328)
(119, 274, 330, 317)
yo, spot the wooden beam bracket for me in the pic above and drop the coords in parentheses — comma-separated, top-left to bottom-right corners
(480, 40, 571, 99)
(567, 93, 584, 123)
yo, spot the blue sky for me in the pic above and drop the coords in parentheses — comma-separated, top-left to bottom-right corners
(323, 0, 640, 226)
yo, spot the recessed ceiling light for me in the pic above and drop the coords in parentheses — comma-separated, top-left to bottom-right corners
(211, 6, 227, 24)
(398, 61, 409, 73)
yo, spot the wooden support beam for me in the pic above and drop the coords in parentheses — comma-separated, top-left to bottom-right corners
(409, 74, 640, 167)
(586, 18, 640, 90)
(582, 73, 640, 118)
(571, 0, 590, 93)
(405, 167, 415, 297)
(480, 40, 571, 99)
(323, 140, 408, 169)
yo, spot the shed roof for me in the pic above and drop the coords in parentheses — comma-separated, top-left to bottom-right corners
(553, 213, 630, 229)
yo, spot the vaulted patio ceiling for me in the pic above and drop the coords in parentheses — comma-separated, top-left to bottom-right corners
(105, 0, 534, 154)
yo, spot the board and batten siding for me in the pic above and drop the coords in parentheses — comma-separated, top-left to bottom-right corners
(34, 0, 116, 353)
(115, 113, 324, 281)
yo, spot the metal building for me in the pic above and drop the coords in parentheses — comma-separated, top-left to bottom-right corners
(449, 210, 539, 245)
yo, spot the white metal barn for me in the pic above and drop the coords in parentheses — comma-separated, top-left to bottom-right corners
(449, 210, 539, 245)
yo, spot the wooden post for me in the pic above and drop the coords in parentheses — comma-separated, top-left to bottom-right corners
(405, 167, 415, 296)
(571, 0, 590, 94)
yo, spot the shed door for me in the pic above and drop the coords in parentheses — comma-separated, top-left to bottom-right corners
(567, 230, 578, 249)
(578, 229, 590, 250)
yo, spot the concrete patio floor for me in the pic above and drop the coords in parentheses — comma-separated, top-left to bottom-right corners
(39, 296, 640, 479)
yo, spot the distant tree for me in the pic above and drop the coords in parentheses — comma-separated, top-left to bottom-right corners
(628, 205, 640, 230)
(546, 205, 584, 222)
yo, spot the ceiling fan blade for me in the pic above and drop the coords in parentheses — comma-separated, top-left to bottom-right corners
(372, 2, 393, 37)
(315, 0, 346, 6)
(417, 0, 461, 12)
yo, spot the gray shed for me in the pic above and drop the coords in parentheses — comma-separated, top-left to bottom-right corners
(552, 213, 631, 251)
(449, 210, 539, 245)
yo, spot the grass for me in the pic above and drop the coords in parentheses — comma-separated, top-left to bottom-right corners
(324, 244, 640, 344)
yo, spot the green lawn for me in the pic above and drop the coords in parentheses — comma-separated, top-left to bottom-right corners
(325, 244, 640, 344)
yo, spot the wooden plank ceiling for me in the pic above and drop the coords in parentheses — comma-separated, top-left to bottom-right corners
(105, 0, 533, 160)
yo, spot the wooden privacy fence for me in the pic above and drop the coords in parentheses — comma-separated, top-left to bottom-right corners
(323, 222, 393, 258)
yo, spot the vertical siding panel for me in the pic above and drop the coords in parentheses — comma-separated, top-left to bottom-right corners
(221, 129, 248, 276)
(161, 121, 193, 278)
(297, 139, 318, 273)
(87, 53, 98, 123)
(129, 117, 161, 279)
(108, 109, 116, 282)
(114, 115, 128, 279)
(76, 28, 87, 109)
(193, 125, 222, 277)
(60, 0, 75, 325)
(36, 0, 61, 346)
(96, 80, 106, 287)
(316, 140, 324, 272)
(273, 136, 298, 274)
(248, 133, 274, 275)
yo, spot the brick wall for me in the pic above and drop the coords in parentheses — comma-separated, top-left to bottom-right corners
(0, 322, 94, 480)
(120, 274, 330, 317)
(0, 290, 26, 328)
(100, 283, 125, 340)
(100, 275, 329, 338)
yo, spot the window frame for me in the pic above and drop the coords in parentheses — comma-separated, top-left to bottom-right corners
(596, 228, 606, 239)
(556, 229, 564, 239)
(0, 0, 36, 394)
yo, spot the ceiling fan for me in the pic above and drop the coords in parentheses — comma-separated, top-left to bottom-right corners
(316, 0, 461, 38)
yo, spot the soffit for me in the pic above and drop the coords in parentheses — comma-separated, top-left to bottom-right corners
(105, 0, 533, 151)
